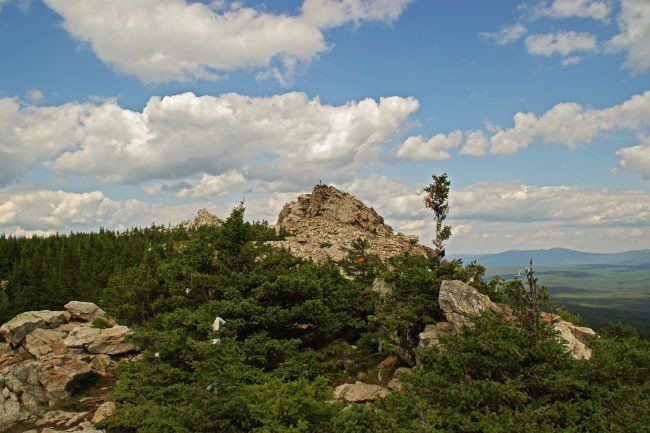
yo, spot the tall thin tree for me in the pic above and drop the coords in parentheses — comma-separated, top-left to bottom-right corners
(424, 173, 452, 261)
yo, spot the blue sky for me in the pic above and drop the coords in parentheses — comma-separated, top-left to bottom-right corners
(0, 0, 648, 253)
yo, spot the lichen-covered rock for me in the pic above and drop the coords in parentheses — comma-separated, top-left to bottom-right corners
(1, 311, 70, 347)
(439, 280, 502, 331)
(64, 325, 136, 355)
(36, 410, 89, 428)
(542, 313, 597, 360)
(41, 421, 105, 432)
(418, 321, 455, 348)
(0, 386, 22, 429)
(64, 326, 101, 348)
(334, 381, 390, 403)
(37, 355, 96, 401)
(436, 281, 597, 360)
(91, 401, 116, 425)
(87, 325, 137, 355)
(24, 328, 67, 359)
(267, 185, 432, 262)
(64, 302, 106, 322)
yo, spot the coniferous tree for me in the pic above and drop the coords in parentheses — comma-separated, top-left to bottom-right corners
(423, 173, 451, 260)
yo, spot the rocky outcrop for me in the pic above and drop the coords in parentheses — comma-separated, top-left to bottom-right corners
(65, 325, 137, 356)
(91, 401, 116, 425)
(64, 302, 106, 323)
(418, 322, 455, 349)
(333, 381, 390, 403)
(439, 280, 503, 332)
(267, 185, 432, 262)
(179, 208, 223, 230)
(418, 280, 597, 360)
(542, 313, 596, 360)
(0, 302, 136, 431)
(1, 311, 70, 347)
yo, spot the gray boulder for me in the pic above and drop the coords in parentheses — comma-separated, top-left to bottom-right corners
(87, 326, 137, 356)
(333, 381, 389, 403)
(1, 311, 70, 347)
(439, 280, 502, 331)
(64, 302, 106, 322)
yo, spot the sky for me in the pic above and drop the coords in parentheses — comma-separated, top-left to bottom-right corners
(0, 0, 649, 254)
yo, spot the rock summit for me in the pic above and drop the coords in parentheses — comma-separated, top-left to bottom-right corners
(268, 184, 432, 262)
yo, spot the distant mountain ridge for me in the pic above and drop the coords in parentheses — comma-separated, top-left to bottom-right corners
(450, 248, 650, 267)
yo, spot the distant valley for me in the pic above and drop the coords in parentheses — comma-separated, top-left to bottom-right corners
(450, 248, 650, 333)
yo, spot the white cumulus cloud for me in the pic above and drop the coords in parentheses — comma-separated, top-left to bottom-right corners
(301, 0, 411, 28)
(525, 31, 598, 58)
(533, 0, 612, 21)
(489, 90, 650, 155)
(0, 92, 418, 188)
(342, 175, 650, 253)
(479, 23, 527, 45)
(175, 171, 247, 198)
(40, 0, 411, 83)
(0, 97, 96, 185)
(460, 131, 489, 157)
(393, 91, 650, 161)
(608, 0, 650, 75)
(616, 134, 650, 179)
(396, 130, 463, 161)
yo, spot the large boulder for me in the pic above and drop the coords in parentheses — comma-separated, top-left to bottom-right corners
(24, 328, 67, 359)
(439, 280, 502, 331)
(542, 313, 597, 360)
(1, 311, 70, 347)
(64, 326, 101, 348)
(37, 355, 96, 401)
(333, 381, 390, 403)
(87, 326, 137, 355)
(434, 281, 597, 360)
(64, 302, 106, 322)
(65, 325, 137, 355)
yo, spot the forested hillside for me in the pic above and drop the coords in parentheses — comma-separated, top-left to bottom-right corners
(1, 202, 648, 433)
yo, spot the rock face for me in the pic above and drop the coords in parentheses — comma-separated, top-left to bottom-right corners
(268, 184, 432, 262)
(91, 401, 116, 425)
(333, 381, 390, 403)
(419, 280, 597, 360)
(439, 280, 503, 332)
(0, 302, 136, 431)
(1, 311, 71, 347)
(64, 302, 106, 323)
(179, 208, 223, 230)
(542, 313, 596, 360)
